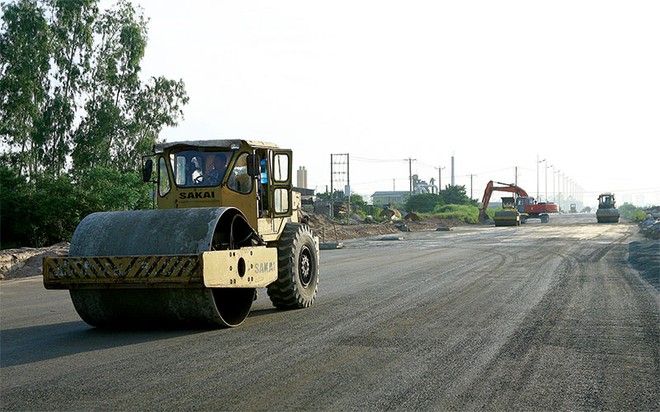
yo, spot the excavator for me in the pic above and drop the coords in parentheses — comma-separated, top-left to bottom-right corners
(478, 181, 559, 226)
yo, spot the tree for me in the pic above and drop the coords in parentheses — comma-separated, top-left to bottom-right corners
(0, 0, 51, 177)
(440, 185, 476, 206)
(404, 185, 476, 213)
(40, 0, 96, 175)
(0, 0, 188, 248)
(72, 0, 188, 173)
(1, 0, 188, 178)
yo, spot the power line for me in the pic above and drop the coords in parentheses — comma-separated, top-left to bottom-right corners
(352, 156, 405, 163)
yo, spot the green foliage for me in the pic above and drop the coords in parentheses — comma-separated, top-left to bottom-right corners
(0, 166, 32, 248)
(29, 173, 83, 247)
(0, 166, 78, 247)
(404, 193, 439, 213)
(619, 203, 648, 222)
(433, 204, 481, 223)
(404, 185, 476, 214)
(0, 0, 51, 176)
(1, 0, 189, 179)
(0, 0, 186, 247)
(350, 193, 367, 209)
(0, 165, 153, 248)
(75, 166, 152, 214)
(440, 185, 477, 206)
(316, 190, 345, 201)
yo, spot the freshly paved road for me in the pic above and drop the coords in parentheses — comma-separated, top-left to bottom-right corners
(1, 214, 658, 411)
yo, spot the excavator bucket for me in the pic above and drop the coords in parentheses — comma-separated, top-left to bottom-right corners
(43, 207, 278, 328)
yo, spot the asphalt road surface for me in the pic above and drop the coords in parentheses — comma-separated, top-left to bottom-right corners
(1, 214, 658, 411)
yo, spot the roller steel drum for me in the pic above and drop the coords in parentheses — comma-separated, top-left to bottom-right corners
(68, 207, 256, 328)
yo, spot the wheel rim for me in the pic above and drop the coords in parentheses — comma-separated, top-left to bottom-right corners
(298, 246, 313, 287)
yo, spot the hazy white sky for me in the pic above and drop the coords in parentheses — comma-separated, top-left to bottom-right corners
(135, 0, 659, 207)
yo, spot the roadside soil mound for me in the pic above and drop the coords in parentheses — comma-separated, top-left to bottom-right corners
(306, 213, 462, 243)
(0, 243, 69, 281)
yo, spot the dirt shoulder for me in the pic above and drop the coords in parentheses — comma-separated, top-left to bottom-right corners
(306, 213, 461, 243)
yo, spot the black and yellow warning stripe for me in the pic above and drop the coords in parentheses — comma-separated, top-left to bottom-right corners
(43, 255, 202, 289)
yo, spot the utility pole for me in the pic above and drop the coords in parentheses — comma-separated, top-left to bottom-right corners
(330, 153, 350, 221)
(404, 157, 417, 195)
(469, 174, 475, 199)
(514, 166, 518, 186)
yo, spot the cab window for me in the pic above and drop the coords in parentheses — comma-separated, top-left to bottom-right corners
(272, 153, 289, 182)
(227, 153, 253, 194)
(158, 157, 171, 196)
(169, 149, 231, 187)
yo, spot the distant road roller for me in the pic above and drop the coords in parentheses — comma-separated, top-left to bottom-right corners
(43, 140, 320, 328)
(493, 197, 521, 226)
(596, 193, 620, 223)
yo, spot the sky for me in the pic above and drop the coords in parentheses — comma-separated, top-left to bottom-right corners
(132, 0, 659, 208)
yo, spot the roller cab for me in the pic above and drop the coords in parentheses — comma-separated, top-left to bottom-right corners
(43, 140, 320, 328)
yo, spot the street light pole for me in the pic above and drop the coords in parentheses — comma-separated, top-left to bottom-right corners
(545, 161, 549, 202)
(537, 155, 545, 200)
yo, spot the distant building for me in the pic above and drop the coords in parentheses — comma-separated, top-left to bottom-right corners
(371, 191, 410, 207)
(294, 186, 315, 212)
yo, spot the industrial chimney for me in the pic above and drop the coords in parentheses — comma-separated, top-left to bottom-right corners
(297, 166, 308, 188)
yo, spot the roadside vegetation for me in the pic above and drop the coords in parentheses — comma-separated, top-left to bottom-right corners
(1, 0, 188, 249)
(318, 185, 483, 224)
(403, 186, 483, 223)
(619, 203, 651, 222)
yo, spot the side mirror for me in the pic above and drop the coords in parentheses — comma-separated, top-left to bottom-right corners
(246, 154, 258, 178)
(142, 159, 153, 182)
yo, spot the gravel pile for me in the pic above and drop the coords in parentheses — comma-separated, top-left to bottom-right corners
(639, 216, 660, 239)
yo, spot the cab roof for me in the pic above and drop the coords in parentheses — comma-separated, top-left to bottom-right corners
(153, 139, 279, 153)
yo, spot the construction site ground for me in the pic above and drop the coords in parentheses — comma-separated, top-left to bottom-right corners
(2, 213, 658, 411)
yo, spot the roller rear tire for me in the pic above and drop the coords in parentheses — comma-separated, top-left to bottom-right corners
(267, 223, 319, 309)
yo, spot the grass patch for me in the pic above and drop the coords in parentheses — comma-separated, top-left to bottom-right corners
(431, 204, 481, 223)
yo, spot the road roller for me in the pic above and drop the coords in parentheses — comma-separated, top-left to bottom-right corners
(493, 197, 521, 226)
(43, 140, 320, 328)
(596, 193, 620, 223)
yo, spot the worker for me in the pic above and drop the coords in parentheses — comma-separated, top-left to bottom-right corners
(206, 153, 227, 185)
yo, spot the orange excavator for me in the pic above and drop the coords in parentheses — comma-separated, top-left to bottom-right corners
(478, 181, 559, 226)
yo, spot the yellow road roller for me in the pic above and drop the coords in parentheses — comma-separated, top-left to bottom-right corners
(43, 140, 319, 328)
(596, 193, 620, 223)
(493, 196, 522, 226)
